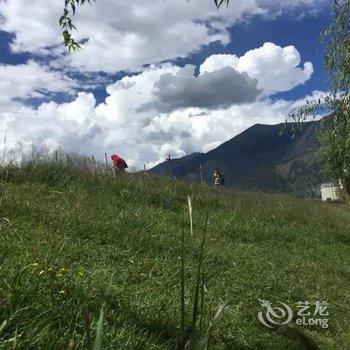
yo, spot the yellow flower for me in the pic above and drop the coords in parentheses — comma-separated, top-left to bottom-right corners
(38, 270, 45, 276)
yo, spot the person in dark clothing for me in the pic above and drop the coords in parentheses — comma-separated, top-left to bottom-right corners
(213, 168, 224, 189)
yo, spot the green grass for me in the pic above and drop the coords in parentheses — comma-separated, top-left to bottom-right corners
(0, 163, 349, 349)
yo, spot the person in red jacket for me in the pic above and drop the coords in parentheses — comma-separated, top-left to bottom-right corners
(111, 154, 128, 174)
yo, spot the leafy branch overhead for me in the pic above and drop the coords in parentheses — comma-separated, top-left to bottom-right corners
(214, 0, 230, 8)
(60, 0, 93, 51)
(60, 0, 230, 51)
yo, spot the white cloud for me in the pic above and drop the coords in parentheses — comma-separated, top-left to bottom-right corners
(0, 50, 318, 170)
(0, 60, 78, 136)
(0, 60, 77, 105)
(1, 92, 101, 160)
(0, 0, 261, 73)
(0, 0, 327, 74)
(1, 93, 291, 170)
(1, 65, 178, 167)
(200, 42, 313, 94)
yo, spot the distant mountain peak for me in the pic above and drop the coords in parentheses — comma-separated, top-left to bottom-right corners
(151, 120, 325, 197)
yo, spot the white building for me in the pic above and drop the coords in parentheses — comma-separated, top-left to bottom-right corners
(321, 183, 340, 201)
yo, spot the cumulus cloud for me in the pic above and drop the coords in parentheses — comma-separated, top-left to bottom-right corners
(1, 64, 178, 168)
(140, 43, 312, 113)
(0, 55, 318, 170)
(0, 60, 78, 135)
(140, 65, 260, 113)
(0, 0, 260, 73)
(200, 42, 313, 94)
(0, 60, 77, 104)
(1, 92, 102, 159)
(1, 92, 293, 170)
(0, 0, 327, 74)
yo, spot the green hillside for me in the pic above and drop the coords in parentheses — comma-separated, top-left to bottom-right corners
(0, 164, 349, 349)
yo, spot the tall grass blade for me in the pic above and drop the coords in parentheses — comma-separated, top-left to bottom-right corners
(0, 320, 7, 334)
(82, 309, 93, 350)
(204, 304, 226, 348)
(93, 306, 104, 350)
(181, 218, 185, 341)
(2, 131, 6, 163)
(12, 327, 18, 350)
(191, 210, 209, 344)
(188, 196, 193, 236)
(198, 282, 205, 340)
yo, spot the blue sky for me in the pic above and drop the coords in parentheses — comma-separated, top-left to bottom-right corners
(0, 0, 332, 169)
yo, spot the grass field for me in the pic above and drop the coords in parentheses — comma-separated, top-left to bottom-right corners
(0, 163, 349, 349)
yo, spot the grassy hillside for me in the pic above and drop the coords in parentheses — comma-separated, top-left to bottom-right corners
(0, 164, 349, 349)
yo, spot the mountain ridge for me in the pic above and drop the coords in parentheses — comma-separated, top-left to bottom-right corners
(151, 120, 326, 197)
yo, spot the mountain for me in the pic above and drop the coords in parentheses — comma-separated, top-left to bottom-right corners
(151, 120, 326, 197)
